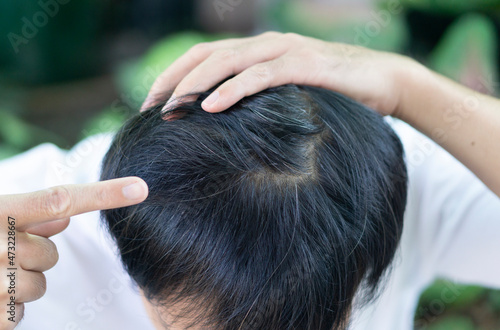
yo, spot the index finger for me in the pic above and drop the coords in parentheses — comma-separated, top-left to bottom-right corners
(140, 40, 221, 111)
(0, 177, 148, 230)
(141, 34, 272, 111)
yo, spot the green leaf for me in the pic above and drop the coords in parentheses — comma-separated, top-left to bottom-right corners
(0, 111, 66, 152)
(0, 111, 33, 148)
(0, 144, 22, 160)
(425, 316, 475, 330)
(80, 106, 130, 140)
(428, 13, 498, 93)
(487, 290, 500, 311)
(417, 280, 485, 310)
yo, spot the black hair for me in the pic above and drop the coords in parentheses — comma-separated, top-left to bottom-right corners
(101, 84, 407, 329)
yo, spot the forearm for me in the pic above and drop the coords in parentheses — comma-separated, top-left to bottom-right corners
(397, 63, 500, 197)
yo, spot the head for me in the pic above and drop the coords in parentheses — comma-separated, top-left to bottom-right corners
(101, 84, 407, 329)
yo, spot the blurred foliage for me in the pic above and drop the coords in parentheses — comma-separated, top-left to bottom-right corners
(399, 0, 500, 15)
(82, 32, 236, 138)
(79, 105, 130, 141)
(424, 317, 476, 330)
(0, 0, 106, 85)
(0, 0, 198, 85)
(417, 280, 486, 311)
(0, 31, 227, 160)
(488, 290, 500, 312)
(415, 279, 500, 328)
(266, 1, 408, 52)
(0, 110, 66, 160)
(429, 14, 498, 91)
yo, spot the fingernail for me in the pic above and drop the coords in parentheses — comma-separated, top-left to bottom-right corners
(122, 182, 146, 200)
(202, 91, 219, 108)
(162, 96, 178, 113)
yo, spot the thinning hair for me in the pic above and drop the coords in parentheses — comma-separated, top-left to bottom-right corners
(101, 84, 408, 329)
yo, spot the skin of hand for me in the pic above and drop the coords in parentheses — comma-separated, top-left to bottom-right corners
(142, 31, 500, 197)
(0, 177, 148, 329)
(142, 31, 412, 116)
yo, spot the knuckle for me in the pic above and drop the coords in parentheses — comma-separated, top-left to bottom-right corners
(44, 186, 71, 218)
(91, 186, 108, 206)
(213, 48, 237, 62)
(189, 42, 210, 55)
(250, 64, 272, 82)
(283, 32, 302, 42)
(186, 42, 213, 62)
(294, 47, 317, 60)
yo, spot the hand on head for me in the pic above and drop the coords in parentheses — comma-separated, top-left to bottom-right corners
(142, 31, 500, 197)
(142, 31, 414, 116)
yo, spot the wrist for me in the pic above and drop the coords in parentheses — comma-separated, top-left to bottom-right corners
(392, 58, 433, 123)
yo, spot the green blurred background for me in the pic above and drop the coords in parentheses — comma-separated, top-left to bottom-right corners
(1, 0, 499, 328)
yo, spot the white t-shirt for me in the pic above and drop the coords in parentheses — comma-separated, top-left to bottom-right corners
(1, 121, 499, 330)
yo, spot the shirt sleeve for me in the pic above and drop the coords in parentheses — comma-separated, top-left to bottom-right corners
(394, 120, 500, 289)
